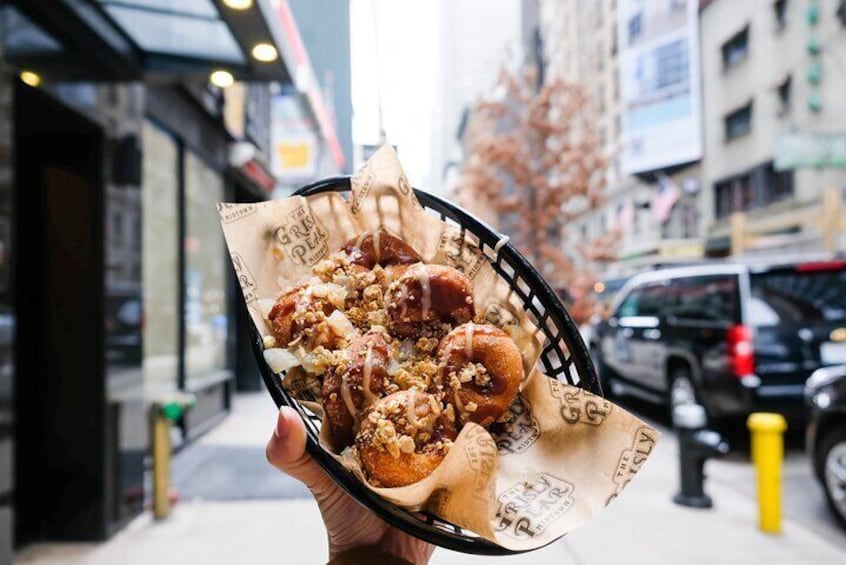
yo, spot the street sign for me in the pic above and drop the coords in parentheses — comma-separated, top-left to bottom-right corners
(774, 133, 846, 170)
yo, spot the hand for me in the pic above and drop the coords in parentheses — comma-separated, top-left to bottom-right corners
(267, 407, 435, 564)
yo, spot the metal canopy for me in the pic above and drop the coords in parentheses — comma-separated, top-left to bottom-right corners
(4, 0, 293, 83)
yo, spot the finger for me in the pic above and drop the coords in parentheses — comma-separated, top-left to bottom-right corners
(266, 407, 332, 492)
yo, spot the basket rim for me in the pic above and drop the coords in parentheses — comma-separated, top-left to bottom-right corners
(249, 175, 599, 555)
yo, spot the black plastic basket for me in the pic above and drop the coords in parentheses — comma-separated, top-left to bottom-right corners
(249, 176, 602, 555)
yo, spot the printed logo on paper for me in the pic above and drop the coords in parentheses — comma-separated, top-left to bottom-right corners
(397, 172, 422, 209)
(350, 161, 375, 215)
(494, 473, 574, 540)
(606, 426, 657, 505)
(218, 202, 257, 223)
(548, 381, 611, 426)
(492, 395, 540, 456)
(438, 228, 485, 279)
(231, 252, 258, 304)
(463, 426, 498, 503)
(480, 303, 518, 327)
(274, 205, 329, 266)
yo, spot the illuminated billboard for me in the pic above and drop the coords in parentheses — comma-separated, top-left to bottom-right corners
(617, 0, 702, 174)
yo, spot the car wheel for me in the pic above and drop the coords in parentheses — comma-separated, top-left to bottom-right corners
(668, 365, 704, 424)
(590, 345, 616, 401)
(816, 427, 846, 530)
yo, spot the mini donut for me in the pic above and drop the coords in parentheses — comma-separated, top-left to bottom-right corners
(385, 263, 475, 338)
(356, 390, 457, 487)
(322, 332, 391, 448)
(343, 229, 422, 269)
(267, 285, 337, 349)
(434, 323, 523, 427)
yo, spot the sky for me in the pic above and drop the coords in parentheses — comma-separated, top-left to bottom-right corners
(350, 0, 439, 188)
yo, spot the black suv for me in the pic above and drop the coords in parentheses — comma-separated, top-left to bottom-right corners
(590, 259, 846, 424)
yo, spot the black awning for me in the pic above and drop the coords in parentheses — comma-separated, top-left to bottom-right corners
(4, 0, 293, 83)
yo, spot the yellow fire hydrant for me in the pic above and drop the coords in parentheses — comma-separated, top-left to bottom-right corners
(747, 412, 787, 534)
(151, 393, 196, 520)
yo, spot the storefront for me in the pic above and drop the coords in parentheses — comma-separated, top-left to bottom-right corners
(0, 0, 340, 554)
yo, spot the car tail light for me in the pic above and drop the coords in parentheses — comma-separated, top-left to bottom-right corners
(727, 324, 754, 377)
(795, 260, 845, 272)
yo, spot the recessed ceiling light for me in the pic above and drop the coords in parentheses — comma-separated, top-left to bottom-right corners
(210, 70, 234, 88)
(251, 43, 278, 62)
(20, 70, 41, 87)
(222, 0, 253, 9)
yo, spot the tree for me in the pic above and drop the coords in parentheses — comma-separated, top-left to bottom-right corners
(454, 65, 617, 324)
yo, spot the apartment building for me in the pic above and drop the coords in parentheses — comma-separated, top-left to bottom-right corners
(699, 0, 846, 256)
(540, 0, 705, 276)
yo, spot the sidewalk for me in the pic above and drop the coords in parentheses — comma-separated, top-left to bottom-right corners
(16, 393, 846, 564)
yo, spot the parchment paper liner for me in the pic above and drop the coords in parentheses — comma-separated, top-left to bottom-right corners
(218, 145, 659, 551)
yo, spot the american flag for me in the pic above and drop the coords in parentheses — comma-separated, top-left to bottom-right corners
(615, 200, 635, 231)
(652, 173, 681, 223)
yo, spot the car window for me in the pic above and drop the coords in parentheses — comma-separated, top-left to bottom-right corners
(750, 267, 846, 327)
(670, 275, 739, 323)
(636, 284, 665, 316)
(616, 287, 641, 317)
(616, 283, 666, 317)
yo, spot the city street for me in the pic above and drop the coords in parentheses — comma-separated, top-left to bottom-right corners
(15, 392, 846, 564)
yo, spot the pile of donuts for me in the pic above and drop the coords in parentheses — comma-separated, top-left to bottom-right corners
(260, 230, 524, 487)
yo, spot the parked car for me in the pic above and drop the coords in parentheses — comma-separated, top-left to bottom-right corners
(806, 364, 846, 530)
(590, 258, 846, 424)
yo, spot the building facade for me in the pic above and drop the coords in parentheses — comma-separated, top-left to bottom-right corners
(431, 0, 524, 197)
(0, 0, 338, 557)
(699, 0, 846, 256)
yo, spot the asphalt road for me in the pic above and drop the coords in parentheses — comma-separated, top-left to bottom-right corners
(613, 395, 846, 553)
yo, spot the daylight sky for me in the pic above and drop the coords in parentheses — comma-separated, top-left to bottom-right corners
(350, 0, 439, 187)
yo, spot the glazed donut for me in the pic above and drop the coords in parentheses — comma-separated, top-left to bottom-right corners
(267, 285, 337, 349)
(322, 332, 391, 448)
(434, 323, 523, 427)
(356, 390, 457, 487)
(385, 263, 475, 338)
(343, 229, 422, 269)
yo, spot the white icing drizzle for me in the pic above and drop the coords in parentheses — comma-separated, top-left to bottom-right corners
(373, 229, 382, 261)
(493, 235, 510, 256)
(398, 282, 409, 320)
(340, 374, 357, 418)
(464, 323, 475, 358)
(416, 264, 431, 319)
(406, 391, 420, 429)
(355, 230, 369, 250)
(362, 343, 377, 405)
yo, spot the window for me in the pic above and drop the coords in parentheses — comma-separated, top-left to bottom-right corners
(750, 268, 846, 327)
(776, 75, 791, 114)
(184, 152, 228, 382)
(141, 122, 180, 395)
(655, 39, 689, 89)
(627, 12, 642, 45)
(714, 161, 794, 219)
(670, 276, 740, 324)
(721, 26, 749, 68)
(725, 102, 752, 141)
(773, 0, 788, 28)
